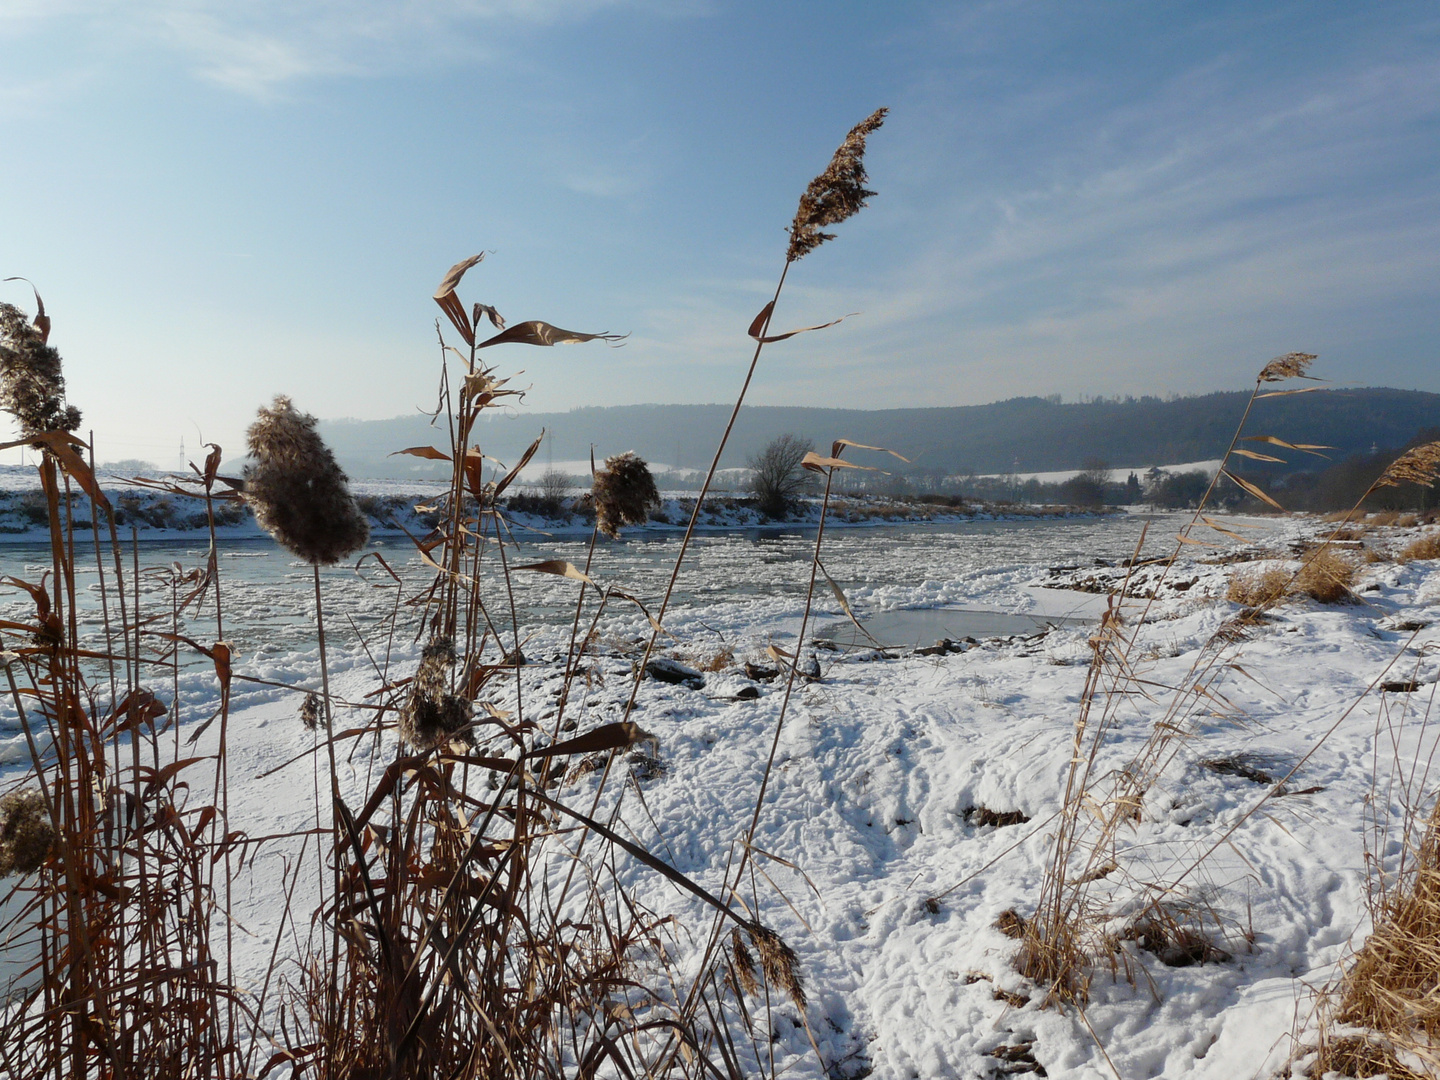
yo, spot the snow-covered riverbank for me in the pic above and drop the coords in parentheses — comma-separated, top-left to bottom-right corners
(4, 511, 1439, 1077)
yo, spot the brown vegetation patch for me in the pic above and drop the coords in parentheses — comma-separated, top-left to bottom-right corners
(995, 909, 1028, 939)
(1226, 567, 1290, 607)
(1400, 532, 1440, 562)
(1199, 754, 1275, 785)
(1295, 548, 1357, 603)
(1312, 1034, 1431, 1080)
(965, 806, 1031, 828)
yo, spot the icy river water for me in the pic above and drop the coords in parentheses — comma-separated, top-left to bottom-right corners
(0, 514, 1162, 674)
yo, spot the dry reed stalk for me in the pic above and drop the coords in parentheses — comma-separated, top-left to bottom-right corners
(0, 290, 247, 1078)
(1017, 352, 1345, 1006)
(263, 256, 770, 1080)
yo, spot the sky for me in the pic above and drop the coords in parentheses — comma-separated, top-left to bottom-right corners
(1, 0, 1437, 468)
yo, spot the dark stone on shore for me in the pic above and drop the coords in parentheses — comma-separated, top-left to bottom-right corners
(645, 657, 705, 689)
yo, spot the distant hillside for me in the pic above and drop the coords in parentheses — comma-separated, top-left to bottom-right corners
(320, 388, 1440, 480)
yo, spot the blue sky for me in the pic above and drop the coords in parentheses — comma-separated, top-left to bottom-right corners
(1, 1, 1437, 467)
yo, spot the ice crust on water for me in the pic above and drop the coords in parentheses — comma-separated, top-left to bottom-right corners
(3, 512, 1440, 1077)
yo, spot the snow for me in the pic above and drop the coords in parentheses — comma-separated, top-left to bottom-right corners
(3, 511, 1439, 1078)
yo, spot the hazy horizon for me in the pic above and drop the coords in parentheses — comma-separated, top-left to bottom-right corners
(4, 2, 1438, 467)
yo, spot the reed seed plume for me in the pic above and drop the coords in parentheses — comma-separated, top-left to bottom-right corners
(747, 923, 806, 1010)
(0, 788, 54, 877)
(299, 692, 321, 732)
(0, 302, 81, 438)
(1375, 441, 1440, 490)
(243, 395, 369, 565)
(787, 107, 888, 263)
(730, 927, 760, 996)
(592, 451, 660, 538)
(1257, 351, 1317, 383)
(399, 636, 474, 751)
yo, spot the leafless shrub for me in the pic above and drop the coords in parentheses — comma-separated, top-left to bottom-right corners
(749, 433, 814, 518)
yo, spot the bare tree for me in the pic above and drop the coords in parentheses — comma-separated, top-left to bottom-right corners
(748, 434, 814, 519)
(537, 469, 572, 517)
(1060, 458, 1110, 508)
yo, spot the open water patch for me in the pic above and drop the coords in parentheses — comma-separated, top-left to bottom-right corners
(815, 606, 1091, 649)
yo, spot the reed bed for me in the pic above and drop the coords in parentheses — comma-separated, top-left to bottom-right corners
(0, 106, 888, 1079)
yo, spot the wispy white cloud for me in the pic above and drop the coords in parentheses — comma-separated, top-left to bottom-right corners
(1, 0, 673, 100)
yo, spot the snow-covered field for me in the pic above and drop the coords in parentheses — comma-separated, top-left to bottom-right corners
(4, 511, 1439, 1077)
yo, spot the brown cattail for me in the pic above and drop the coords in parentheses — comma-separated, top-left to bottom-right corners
(1375, 441, 1440, 490)
(299, 692, 321, 731)
(1257, 352, 1317, 383)
(399, 637, 474, 751)
(243, 395, 369, 565)
(0, 302, 80, 438)
(747, 922, 806, 1010)
(592, 451, 660, 538)
(0, 789, 54, 877)
(787, 108, 888, 263)
(730, 927, 760, 996)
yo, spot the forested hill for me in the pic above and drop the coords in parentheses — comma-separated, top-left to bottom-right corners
(320, 388, 1440, 479)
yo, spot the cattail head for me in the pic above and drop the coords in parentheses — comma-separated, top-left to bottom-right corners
(243, 395, 369, 565)
(1375, 441, 1440, 490)
(747, 922, 806, 1010)
(0, 302, 81, 439)
(592, 452, 660, 538)
(0, 788, 54, 877)
(1257, 352, 1317, 383)
(399, 636, 474, 751)
(787, 108, 888, 263)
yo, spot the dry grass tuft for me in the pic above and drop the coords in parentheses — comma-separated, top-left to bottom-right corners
(1227, 550, 1356, 606)
(1295, 548, 1357, 603)
(1399, 532, 1440, 562)
(0, 788, 54, 877)
(1312, 1034, 1430, 1080)
(787, 108, 888, 262)
(592, 451, 660, 538)
(244, 394, 369, 564)
(995, 909, 1027, 939)
(1323, 805, 1440, 1077)
(0, 301, 81, 437)
(1227, 567, 1290, 607)
(695, 644, 735, 672)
